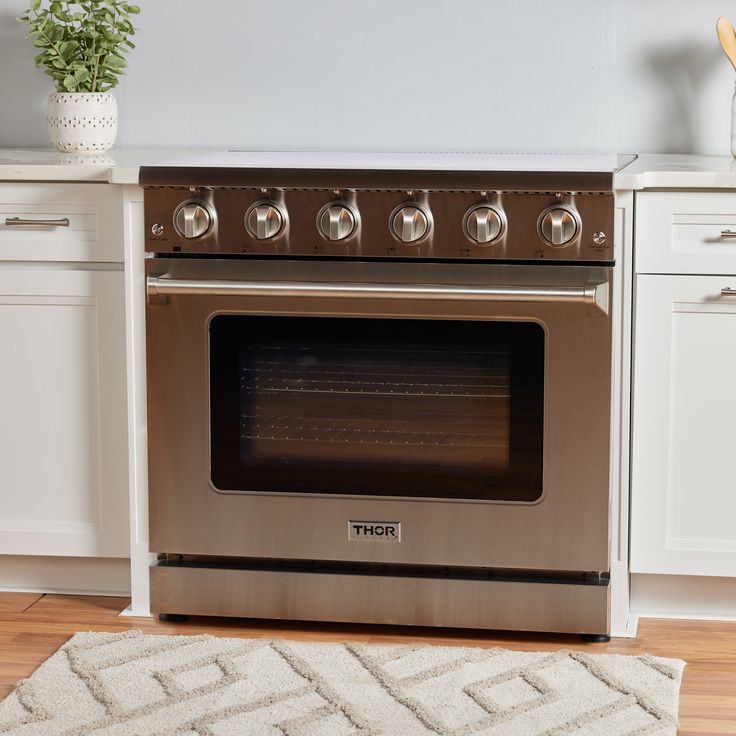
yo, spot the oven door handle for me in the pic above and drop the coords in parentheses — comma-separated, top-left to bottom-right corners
(146, 276, 609, 314)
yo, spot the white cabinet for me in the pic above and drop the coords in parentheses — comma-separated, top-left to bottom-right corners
(631, 192, 736, 577)
(631, 275, 736, 575)
(634, 191, 736, 275)
(0, 184, 129, 558)
(0, 183, 121, 262)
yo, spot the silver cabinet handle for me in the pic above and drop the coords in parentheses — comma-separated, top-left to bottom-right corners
(5, 217, 70, 227)
(720, 230, 736, 238)
(147, 276, 609, 314)
(722, 287, 736, 295)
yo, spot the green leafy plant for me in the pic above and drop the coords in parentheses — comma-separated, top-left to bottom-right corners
(18, 0, 140, 93)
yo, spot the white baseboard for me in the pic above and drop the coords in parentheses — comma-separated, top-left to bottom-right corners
(631, 573, 736, 621)
(0, 555, 130, 596)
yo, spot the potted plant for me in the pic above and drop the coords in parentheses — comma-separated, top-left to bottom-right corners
(18, 0, 140, 152)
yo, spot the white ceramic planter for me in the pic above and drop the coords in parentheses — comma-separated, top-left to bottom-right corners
(47, 92, 118, 152)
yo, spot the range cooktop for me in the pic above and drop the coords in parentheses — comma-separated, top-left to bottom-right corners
(140, 151, 636, 262)
(150, 150, 637, 173)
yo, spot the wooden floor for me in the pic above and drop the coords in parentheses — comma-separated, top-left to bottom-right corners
(0, 594, 733, 734)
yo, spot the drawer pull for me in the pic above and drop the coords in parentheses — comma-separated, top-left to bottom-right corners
(5, 217, 70, 227)
(720, 230, 736, 238)
(722, 287, 736, 295)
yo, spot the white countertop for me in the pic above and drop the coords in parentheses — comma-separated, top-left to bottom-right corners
(3, 149, 736, 189)
(0, 147, 214, 184)
(614, 154, 736, 190)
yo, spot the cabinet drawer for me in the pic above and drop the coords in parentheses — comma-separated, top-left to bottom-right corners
(635, 191, 736, 274)
(0, 183, 121, 262)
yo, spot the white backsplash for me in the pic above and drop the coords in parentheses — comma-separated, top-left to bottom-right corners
(0, 0, 731, 155)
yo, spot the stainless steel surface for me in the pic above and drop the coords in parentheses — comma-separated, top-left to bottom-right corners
(317, 202, 357, 241)
(721, 287, 736, 295)
(151, 223, 165, 236)
(721, 230, 736, 238)
(390, 204, 430, 243)
(593, 231, 606, 245)
(539, 206, 580, 246)
(5, 216, 70, 227)
(144, 187, 615, 261)
(147, 275, 609, 314)
(245, 201, 285, 240)
(150, 564, 610, 634)
(173, 201, 212, 239)
(144, 156, 618, 631)
(463, 205, 505, 244)
(146, 258, 613, 573)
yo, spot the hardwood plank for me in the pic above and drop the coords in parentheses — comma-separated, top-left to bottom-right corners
(1, 593, 735, 734)
(18, 593, 127, 619)
(0, 592, 42, 614)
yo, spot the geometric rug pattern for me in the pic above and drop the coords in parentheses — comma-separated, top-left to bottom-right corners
(0, 630, 685, 735)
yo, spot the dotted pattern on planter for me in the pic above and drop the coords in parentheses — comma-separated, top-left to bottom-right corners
(47, 93, 118, 152)
(51, 142, 117, 151)
(51, 93, 112, 103)
(47, 120, 118, 151)
(48, 116, 117, 128)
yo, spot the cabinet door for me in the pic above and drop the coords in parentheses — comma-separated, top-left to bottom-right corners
(0, 267, 129, 557)
(631, 274, 736, 575)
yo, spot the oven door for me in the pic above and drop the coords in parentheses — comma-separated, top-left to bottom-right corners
(146, 258, 612, 573)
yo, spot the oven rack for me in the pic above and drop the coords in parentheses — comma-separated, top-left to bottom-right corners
(243, 366, 510, 398)
(241, 413, 508, 448)
(245, 360, 508, 377)
(252, 387, 509, 398)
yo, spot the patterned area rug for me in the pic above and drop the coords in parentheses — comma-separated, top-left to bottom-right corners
(0, 630, 684, 735)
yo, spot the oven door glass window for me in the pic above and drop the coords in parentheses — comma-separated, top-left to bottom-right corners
(210, 316, 544, 502)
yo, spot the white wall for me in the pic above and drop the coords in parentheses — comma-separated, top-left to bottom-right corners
(0, 0, 732, 154)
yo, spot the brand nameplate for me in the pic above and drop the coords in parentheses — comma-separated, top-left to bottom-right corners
(348, 521, 401, 542)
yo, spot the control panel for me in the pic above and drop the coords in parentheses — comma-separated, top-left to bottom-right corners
(144, 187, 615, 262)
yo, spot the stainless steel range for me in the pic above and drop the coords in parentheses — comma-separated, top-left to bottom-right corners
(141, 151, 635, 640)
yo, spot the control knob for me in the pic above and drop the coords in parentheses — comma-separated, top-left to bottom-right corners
(391, 204, 430, 243)
(245, 201, 286, 240)
(539, 206, 580, 246)
(173, 201, 213, 239)
(318, 203, 357, 241)
(464, 205, 505, 244)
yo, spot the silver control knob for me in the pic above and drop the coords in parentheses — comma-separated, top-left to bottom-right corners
(318, 203, 357, 241)
(245, 202, 285, 240)
(173, 201, 213, 239)
(391, 204, 430, 243)
(539, 206, 580, 246)
(464, 205, 505, 244)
